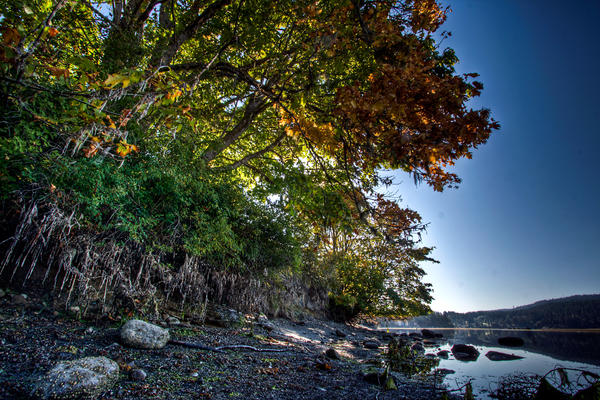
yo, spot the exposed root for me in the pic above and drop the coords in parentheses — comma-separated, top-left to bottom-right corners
(1, 196, 327, 318)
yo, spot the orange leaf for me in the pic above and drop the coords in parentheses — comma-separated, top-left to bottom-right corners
(46, 66, 69, 78)
(48, 27, 59, 37)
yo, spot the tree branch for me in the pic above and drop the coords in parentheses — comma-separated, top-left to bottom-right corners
(214, 132, 287, 171)
(159, 0, 232, 65)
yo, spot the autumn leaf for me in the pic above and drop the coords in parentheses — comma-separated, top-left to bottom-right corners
(2, 27, 20, 46)
(46, 66, 69, 78)
(104, 73, 129, 88)
(48, 27, 59, 38)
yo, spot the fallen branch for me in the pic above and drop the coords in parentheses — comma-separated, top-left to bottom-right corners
(168, 339, 224, 353)
(169, 339, 289, 353)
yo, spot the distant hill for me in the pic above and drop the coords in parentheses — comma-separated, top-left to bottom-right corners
(391, 294, 600, 329)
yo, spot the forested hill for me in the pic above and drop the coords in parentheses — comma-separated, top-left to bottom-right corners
(394, 295, 600, 329)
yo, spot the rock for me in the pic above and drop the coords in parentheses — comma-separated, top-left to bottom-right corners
(421, 329, 437, 339)
(411, 342, 425, 353)
(485, 351, 524, 361)
(451, 344, 480, 361)
(31, 356, 118, 400)
(11, 293, 28, 306)
(85, 327, 95, 335)
(363, 340, 380, 349)
(0, 288, 6, 298)
(423, 339, 437, 347)
(130, 368, 147, 381)
(325, 348, 339, 360)
(437, 350, 450, 359)
(435, 368, 456, 375)
(256, 314, 276, 331)
(334, 329, 347, 338)
(69, 306, 81, 315)
(362, 367, 387, 385)
(205, 304, 243, 328)
(120, 319, 170, 349)
(409, 332, 423, 339)
(498, 336, 524, 347)
(166, 316, 181, 326)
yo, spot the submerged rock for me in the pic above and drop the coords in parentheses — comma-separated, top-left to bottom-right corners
(498, 336, 525, 347)
(437, 350, 450, 359)
(421, 329, 438, 339)
(485, 350, 524, 361)
(120, 319, 170, 349)
(31, 356, 118, 400)
(451, 344, 480, 361)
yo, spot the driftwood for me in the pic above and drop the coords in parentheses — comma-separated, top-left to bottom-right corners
(169, 339, 289, 353)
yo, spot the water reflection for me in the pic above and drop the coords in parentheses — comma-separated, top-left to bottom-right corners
(381, 328, 600, 399)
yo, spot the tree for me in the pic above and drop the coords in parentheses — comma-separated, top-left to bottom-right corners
(0, 0, 498, 318)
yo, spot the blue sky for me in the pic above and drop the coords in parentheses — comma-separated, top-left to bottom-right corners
(387, 0, 600, 312)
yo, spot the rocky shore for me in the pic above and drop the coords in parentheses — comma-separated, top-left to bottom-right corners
(0, 289, 456, 400)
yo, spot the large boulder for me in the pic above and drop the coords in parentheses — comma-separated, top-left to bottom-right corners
(31, 356, 119, 400)
(120, 319, 170, 349)
(498, 336, 524, 347)
(451, 344, 480, 361)
(485, 350, 524, 361)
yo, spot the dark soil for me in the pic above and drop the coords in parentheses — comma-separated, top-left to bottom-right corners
(0, 291, 451, 399)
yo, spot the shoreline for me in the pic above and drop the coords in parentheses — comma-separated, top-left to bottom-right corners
(378, 327, 600, 333)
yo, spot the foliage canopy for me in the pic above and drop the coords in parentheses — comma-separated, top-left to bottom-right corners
(0, 0, 498, 318)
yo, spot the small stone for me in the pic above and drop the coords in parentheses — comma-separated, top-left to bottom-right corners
(130, 368, 147, 381)
(167, 316, 181, 326)
(69, 306, 81, 314)
(363, 340, 380, 349)
(325, 348, 339, 360)
(334, 329, 347, 338)
(0, 288, 6, 298)
(120, 319, 170, 349)
(11, 294, 28, 306)
(85, 327, 95, 335)
(435, 368, 455, 375)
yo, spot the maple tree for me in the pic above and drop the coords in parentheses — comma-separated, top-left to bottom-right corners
(0, 0, 498, 318)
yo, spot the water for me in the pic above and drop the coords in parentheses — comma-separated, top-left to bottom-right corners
(380, 328, 600, 399)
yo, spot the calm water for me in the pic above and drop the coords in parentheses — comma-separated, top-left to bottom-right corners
(380, 328, 600, 399)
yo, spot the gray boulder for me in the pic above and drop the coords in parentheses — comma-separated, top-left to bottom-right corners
(31, 356, 118, 400)
(120, 319, 170, 349)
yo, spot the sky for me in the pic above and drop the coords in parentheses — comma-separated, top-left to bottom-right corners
(386, 0, 600, 313)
